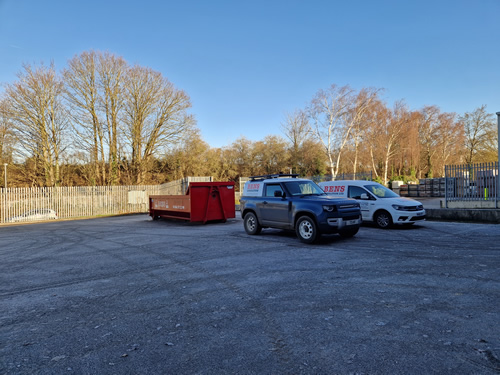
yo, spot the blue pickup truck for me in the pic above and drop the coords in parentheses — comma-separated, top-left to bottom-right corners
(240, 174, 362, 243)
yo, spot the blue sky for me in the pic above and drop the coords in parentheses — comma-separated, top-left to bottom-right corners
(1, 0, 499, 148)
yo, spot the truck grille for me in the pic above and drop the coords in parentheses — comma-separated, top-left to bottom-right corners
(405, 205, 424, 211)
(340, 204, 358, 209)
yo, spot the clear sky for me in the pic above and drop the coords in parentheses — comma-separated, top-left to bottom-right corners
(1, 0, 499, 148)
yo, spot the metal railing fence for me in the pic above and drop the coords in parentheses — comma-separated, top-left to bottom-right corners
(0, 177, 212, 224)
(445, 162, 498, 208)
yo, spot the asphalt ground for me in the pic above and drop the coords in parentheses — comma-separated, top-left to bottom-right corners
(1, 214, 499, 375)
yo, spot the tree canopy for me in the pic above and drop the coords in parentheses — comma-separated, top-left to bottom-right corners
(0, 50, 497, 188)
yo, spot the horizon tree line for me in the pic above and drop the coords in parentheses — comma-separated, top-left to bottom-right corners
(0, 50, 498, 188)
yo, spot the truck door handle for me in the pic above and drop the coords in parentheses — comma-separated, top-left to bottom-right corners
(263, 201, 268, 204)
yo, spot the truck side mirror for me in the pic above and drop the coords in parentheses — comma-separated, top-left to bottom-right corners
(274, 190, 283, 198)
(360, 193, 369, 200)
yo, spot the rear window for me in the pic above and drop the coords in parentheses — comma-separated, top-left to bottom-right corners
(265, 184, 283, 197)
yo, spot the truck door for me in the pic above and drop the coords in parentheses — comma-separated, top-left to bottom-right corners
(257, 183, 289, 225)
(348, 186, 376, 221)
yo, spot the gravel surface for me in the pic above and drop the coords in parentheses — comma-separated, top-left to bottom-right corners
(1, 214, 499, 374)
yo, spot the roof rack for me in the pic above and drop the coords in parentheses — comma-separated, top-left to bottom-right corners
(249, 173, 299, 181)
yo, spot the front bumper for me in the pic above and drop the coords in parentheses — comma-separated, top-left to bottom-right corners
(318, 214, 362, 233)
(393, 210, 426, 224)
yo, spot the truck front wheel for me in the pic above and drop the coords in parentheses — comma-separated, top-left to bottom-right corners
(374, 210, 393, 229)
(244, 212, 262, 235)
(296, 216, 318, 244)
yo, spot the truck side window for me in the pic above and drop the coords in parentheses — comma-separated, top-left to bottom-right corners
(348, 186, 368, 200)
(265, 184, 283, 197)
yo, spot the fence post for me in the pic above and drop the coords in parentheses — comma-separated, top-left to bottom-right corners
(0, 188, 3, 223)
(444, 166, 448, 208)
(495, 113, 500, 208)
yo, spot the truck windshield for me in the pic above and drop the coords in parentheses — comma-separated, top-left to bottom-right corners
(284, 181, 325, 196)
(363, 184, 399, 198)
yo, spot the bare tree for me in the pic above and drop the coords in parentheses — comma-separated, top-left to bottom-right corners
(63, 51, 105, 184)
(308, 85, 352, 178)
(98, 52, 126, 184)
(228, 137, 257, 178)
(459, 105, 497, 163)
(0, 98, 16, 163)
(434, 112, 463, 175)
(63, 50, 127, 185)
(308, 85, 379, 179)
(416, 106, 440, 178)
(3, 63, 67, 186)
(281, 109, 311, 174)
(359, 101, 398, 183)
(395, 110, 421, 180)
(381, 101, 410, 184)
(122, 65, 194, 184)
(349, 97, 385, 180)
(164, 128, 214, 180)
(253, 135, 289, 175)
(298, 139, 328, 177)
(206, 147, 235, 181)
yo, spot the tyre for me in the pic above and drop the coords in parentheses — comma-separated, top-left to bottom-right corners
(339, 227, 359, 238)
(374, 210, 393, 229)
(296, 216, 319, 244)
(244, 212, 262, 235)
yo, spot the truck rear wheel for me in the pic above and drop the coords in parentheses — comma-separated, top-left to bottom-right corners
(244, 212, 262, 235)
(296, 216, 318, 244)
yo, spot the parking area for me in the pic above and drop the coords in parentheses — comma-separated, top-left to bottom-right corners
(1, 214, 499, 374)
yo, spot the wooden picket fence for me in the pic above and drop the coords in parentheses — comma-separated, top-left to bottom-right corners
(0, 177, 212, 224)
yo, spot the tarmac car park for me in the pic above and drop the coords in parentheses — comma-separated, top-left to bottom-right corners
(1, 214, 499, 374)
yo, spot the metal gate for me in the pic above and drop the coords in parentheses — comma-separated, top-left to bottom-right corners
(445, 162, 499, 208)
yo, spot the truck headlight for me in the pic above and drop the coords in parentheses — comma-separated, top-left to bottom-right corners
(323, 205, 337, 212)
(392, 204, 407, 211)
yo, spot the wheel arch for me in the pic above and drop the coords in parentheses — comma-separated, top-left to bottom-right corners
(373, 208, 394, 228)
(372, 208, 393, 221)
(242, 208, 256, 219)
(294, 211, 318, 229)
